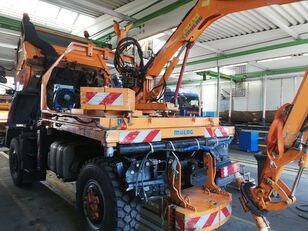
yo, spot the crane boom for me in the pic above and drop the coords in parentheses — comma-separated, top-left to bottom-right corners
(143, 0, 300, 102)
(238, 69, 308, 230)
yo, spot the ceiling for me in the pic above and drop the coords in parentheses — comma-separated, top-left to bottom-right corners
(45, 0, 137, 18)
(0, 0, 307, 85)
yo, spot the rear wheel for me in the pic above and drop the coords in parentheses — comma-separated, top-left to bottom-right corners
(77, 158, 141, 231)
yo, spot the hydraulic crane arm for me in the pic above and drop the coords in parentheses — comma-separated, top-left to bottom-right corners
(143, 0, 300, 101)
(238, 68, 308, 230)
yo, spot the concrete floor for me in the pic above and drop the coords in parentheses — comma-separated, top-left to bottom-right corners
(0, 150, 308, 231)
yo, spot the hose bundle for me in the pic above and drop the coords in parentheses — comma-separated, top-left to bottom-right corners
(114, 37, 145, 94)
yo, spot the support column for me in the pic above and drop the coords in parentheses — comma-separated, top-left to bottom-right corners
(246, 82, 250, 111)
(216, 66, 221, 117)
(280, 78, 283, 106)
(199, 83, 203, 117)
(228, 78, 233, 123)
(262, 75, 267, 124)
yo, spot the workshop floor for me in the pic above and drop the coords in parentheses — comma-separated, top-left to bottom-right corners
(0, 149, 307, 231)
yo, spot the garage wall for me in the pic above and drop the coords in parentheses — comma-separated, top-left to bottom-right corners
(179, 75, 303, 114)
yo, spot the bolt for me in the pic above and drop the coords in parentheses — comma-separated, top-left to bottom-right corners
(146, 162, 150, 167)
(136, 163, 140, 168)
(265, 178, 272, 185)
(130, 170, 135, 175)
(259, 204, 265, 209)
(285, 199, 291, 205)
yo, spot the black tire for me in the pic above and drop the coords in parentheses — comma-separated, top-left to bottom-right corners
(9, 137, 24, 187)
(77, 158, 141, 231)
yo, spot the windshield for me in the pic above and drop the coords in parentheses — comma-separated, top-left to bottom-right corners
(179, 96, 199, 108)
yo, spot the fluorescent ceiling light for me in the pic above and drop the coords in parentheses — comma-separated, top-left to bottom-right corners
(0, 42, 17, 49)
(223, 62, 248, 68)
(169, 71, 191, 78)
(257, 56, 291, 63)
(193, 68, 211, 73)
(303, 53, 308, 57)
(0, 57, 15, 62)
(0, 29, 20, 37)
(171, 71, 190, 76)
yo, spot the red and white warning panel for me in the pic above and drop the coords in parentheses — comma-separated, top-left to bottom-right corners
(204, 127, 232, 138)
(176, 204, 232, 230)
(80, 87, 135, 111)
(85, 92, 123, 105)
(218, 162, 240, 178)
(119, 129, 161, 144)
(175, 187, 232, 231)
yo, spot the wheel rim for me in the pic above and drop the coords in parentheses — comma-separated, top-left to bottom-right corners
(82, 179, 105, 229)
(10, 149, 18, 175)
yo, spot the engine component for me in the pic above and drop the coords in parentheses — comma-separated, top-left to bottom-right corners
(111, 74, 123, 88)
(47, 67, 103, 110)
(53, 84, 76, 112)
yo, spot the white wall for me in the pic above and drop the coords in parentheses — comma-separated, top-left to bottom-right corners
(0, 77, 14, 95)
(180, 74, 304, 113)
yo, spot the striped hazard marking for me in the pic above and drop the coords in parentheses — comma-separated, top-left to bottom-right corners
(218, 162, 240, 178)
(119, 130, 161, 144)
(85, 92, 123, 105)
(205, 127, 229, 138)
(175, 203, 232, 230)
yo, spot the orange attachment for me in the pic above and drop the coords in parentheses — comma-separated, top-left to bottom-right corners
(174, 187, 232, 231)
(168, 158, 196, 212)
(113, 21, 132, 43)
(80, 87, 135, 111)
(266, 103, 292, 162)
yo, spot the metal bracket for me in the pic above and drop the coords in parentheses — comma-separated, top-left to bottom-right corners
(167, 158, 196, 212)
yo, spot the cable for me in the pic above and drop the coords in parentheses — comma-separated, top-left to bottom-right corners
(151, 75, 167, 102)
(296, 204, 308, 220)
(114, 37, 146, 95)
(74, 117, 95, 124)
(54, 114, 124, 130)
(55, 115, 94, 124)
(94, 120, 122, 130)
(135, 143, 155, 201)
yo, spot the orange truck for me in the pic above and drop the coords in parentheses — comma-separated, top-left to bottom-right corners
(6, 1, 306, 231)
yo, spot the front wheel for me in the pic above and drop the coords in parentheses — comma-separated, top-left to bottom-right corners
(76, 158, 141, 231)
(9, 137, 25, 187)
